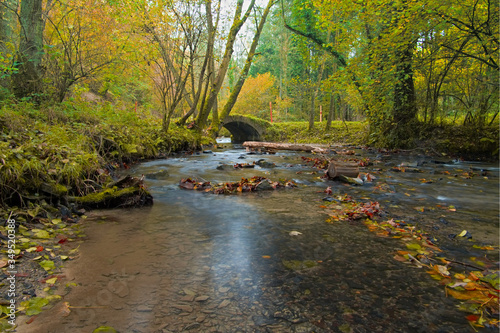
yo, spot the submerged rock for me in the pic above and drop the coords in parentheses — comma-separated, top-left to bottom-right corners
(255, 159, 276, 168)
(146, 169, 169, 179)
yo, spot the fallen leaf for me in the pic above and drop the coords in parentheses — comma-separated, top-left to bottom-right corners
(435, 265, 450, 276)
(466, 315, 480, 322)
(92, 326, 117, 333)
(32, 229, 51, 239)
(39, 260, 55, 271)
(60, 302, 71, 317)
(45, 277, 58, 285)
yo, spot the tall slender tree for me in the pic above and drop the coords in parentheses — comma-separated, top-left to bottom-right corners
(11, 0, 45, 100)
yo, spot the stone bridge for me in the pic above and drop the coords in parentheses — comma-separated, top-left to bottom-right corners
(221, 115, 270, 143)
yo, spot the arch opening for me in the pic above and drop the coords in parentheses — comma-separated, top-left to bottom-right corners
(222, 121, 261, 143)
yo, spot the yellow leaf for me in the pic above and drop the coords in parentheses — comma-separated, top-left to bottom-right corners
(45, 277, 58, 285)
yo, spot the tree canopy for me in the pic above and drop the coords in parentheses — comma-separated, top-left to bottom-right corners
(0, 0, 497, 146)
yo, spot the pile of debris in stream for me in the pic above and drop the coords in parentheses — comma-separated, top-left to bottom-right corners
(179, 176, 296, 194)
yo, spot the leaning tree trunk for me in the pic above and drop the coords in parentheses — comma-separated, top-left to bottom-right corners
(196, 0, 256, 130)
(12, 0, 45, 101)
(217, 0, 274, 134)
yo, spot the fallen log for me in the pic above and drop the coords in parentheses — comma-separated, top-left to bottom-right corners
(243, 141, 329, 153)
(327, 161, 359, 179)
(69, 175, 153, 209)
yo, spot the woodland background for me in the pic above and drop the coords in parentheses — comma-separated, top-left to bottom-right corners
(0, 0, 498, 148)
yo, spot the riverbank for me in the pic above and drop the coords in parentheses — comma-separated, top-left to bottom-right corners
(0, 102, 210, 206)
(261, 121, 499, 161)
(0, 102, 212, 330)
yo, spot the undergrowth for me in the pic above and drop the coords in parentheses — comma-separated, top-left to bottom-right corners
(261, 120, 498, 160)
(0, 101, 209, 207)
(264, 121, 369, 146)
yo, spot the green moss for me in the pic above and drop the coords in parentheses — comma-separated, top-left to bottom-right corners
(74, 186, 137, 204)
(72, 185, 153, 209)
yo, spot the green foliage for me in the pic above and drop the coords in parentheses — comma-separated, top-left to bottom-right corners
(418, 122, 500, 160)
(264, 121, 368, 145)
(20, 297, 50, 316)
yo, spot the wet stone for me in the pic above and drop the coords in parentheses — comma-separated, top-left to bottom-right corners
(195, 315, 206, 323)
(218, 287, 230, 293)
(218, 299, 231, 308)
(146, 169, 169, 179)
(184, 322, 201, 330)
(173, 304, 193, 313)
(137, 305, 153, 312)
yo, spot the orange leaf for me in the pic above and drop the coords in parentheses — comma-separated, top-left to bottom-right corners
(466, 315, 480, 322)
(393, 255, 407, 262)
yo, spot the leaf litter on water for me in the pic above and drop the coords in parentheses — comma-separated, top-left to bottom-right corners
(320, 194, 499, 329)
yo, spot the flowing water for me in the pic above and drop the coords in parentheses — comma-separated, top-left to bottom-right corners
(18, 141, 499, 333)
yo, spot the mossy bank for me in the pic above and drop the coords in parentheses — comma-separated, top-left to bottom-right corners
(0, 102, 211, 210)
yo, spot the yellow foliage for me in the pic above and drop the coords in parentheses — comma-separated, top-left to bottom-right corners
(232, 73, 277, 118)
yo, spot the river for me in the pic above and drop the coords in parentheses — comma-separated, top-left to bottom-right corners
(18, 141, 499, 332)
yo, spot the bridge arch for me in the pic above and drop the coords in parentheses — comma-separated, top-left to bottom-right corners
(221, 115, 269, 143)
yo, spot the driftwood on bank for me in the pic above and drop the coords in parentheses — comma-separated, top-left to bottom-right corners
(243, 141, 329, 153)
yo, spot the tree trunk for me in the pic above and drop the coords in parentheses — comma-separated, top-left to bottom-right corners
(325, 93, 335, 131)
(308, 89, 315, 130)
(217, 0, 273, 133)
(243, 141, 329, 153)
(195, 0, 256, 130)
(390, 44, 418, 147)
(327, 161, 359, 179)
(12, 0, 45, 100)
(0, 0, 18, 91)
